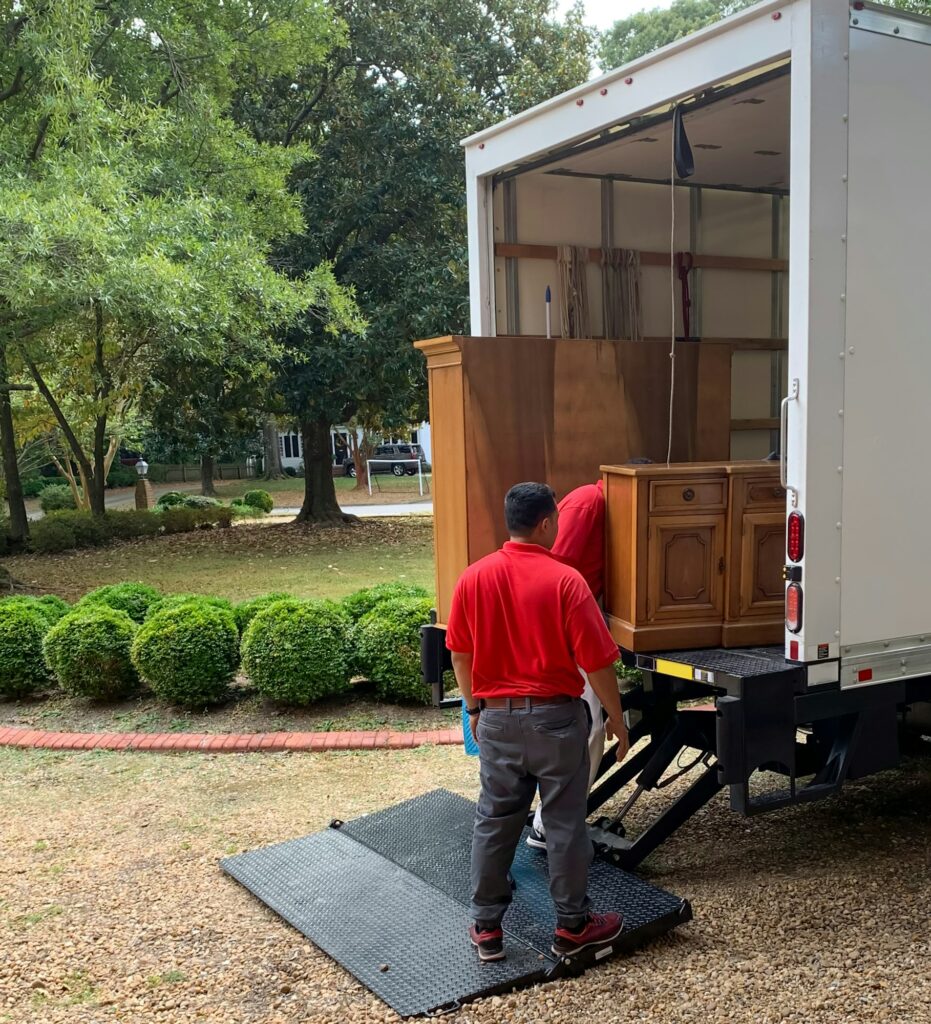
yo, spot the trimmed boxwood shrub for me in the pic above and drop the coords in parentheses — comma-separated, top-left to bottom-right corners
(155, 490, 187, 508)
(61, 511, 110, 548)
(40, 484, 78, 513)
(149, 593, 234, 620)
(233, 593, 292, 634)
(243, 489, 274, 513)
(106, 510, 163, 540)
(30, 516, 78, 553)
(0, 603, 52, 697)
(0, 594, 70, 624)
(342, 582, 430, 623)
(43, 607, 139, 699)
(21, 476, 55, 498)
(241, 599, 351, 705)
(354, 597, 434, 703)
(131, 604, 239, 708)
(77, 583, 162, 624)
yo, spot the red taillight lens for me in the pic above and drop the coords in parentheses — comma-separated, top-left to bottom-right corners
(786, 583, 803, 633)
(787, 511, 804, 562)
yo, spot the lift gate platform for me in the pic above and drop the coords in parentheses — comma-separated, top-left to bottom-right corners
(221, 789, 692, 1017)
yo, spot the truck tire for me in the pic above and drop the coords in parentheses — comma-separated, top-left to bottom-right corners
(392, 464, 405, 477)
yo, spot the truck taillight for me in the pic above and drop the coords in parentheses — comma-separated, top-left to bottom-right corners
(787, 511, 804, 562)
(786, 583, 803, 633)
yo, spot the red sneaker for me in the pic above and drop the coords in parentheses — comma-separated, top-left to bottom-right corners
(469, 923, 505, 962)
(552, 911, 624, 957)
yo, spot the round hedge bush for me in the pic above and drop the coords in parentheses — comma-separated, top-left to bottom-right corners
(233, 593, 292, 634)
(155, 491, 187, 507)
(0, 594, 70, 624)
(131, 604, 239, 708)
(77, 583, 162, 624)
(149, 593, 234, 619)
(243, 489, 274, 513)
(0, 603, 52, 697)
(241, 599, 350, 705)
(43, 607, 138, 699)
(341, 582, 430, 623)
(39, 484, 77, 513)
(354, 597, 434, 703)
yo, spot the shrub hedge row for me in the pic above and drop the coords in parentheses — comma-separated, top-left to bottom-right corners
(0, 581, 435, 707)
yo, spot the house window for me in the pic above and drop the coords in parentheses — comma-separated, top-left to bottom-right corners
(278, 436, 285, 458)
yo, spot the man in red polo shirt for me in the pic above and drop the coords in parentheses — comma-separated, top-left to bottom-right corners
(447, 482, 629, 963)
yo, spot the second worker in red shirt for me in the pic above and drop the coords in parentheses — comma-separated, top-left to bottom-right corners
(447, 482, 629, 963)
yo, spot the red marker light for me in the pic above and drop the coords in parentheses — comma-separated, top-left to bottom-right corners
(786, 583, 803, 633)
(858, 668, 873, 683)
(787, 511, 804, 562)
(789, 640, 799, 660)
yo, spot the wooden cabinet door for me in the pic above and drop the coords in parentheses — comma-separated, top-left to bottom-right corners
(738, 511, 785, 617)
(646, 514, 726, 622)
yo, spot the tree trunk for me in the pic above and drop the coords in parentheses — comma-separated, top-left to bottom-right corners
(296, 417, 354, 524)
(201, 454, 217, 496)
(89, 415, 107, 516)
(0, 345, 28, 544)
(262, 416, 285, 480)
(347, 429, 373, 492)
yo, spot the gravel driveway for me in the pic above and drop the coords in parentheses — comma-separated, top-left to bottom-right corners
(1, 745, 929, 1023)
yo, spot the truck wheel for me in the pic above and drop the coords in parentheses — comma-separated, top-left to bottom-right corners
(392, 464, 405, 477)
(346, 463, 356, 478)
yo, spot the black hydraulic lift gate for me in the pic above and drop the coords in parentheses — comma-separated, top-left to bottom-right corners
(221, 790, 692, 1018)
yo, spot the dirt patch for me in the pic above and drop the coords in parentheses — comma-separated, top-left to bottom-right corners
(1, 746, 929, 1023)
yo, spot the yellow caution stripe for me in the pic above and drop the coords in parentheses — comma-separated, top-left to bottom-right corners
(654, 658, 695, 681)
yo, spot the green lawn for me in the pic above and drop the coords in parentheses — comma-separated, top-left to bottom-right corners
(4, 518, 435, 603)
(211, 474, 432, 507)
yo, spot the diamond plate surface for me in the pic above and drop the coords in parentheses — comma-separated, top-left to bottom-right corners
(221, 828, 548, 1018)
(653, 646, 796, 678)
(341, 789, 688, 956)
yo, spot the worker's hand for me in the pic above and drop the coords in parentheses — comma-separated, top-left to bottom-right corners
(469, 710, 480, 746)
(605, 716, 629, 762)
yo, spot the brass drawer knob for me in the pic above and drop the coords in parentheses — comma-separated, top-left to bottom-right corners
(682, 488, 695, 502)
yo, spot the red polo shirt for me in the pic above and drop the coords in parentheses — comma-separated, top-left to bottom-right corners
(551, 481, 605, 600)
(445, 541, 619, 699)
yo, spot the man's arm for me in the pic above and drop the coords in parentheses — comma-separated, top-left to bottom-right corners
(451, 650, 480, 744)
(586, 663, 629, 761)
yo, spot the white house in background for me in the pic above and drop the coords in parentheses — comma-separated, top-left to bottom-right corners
(276, 423, 432, 472)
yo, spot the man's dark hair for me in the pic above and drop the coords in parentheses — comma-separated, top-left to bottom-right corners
(504, 482, 557, 534)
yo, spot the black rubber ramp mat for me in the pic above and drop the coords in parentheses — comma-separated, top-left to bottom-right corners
(222, 788, 691, 1017)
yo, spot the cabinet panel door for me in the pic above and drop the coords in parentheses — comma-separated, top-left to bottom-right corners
(646, 514, 726, 622)
(739, 511, 785, 616)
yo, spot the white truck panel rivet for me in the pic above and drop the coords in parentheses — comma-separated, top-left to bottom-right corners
(843, 51, 849, 59)
(901, 658, 907, 666)
(848, 347, 855, 354)
(844, 647, 851, 654)
(835, 631, 841, 638)
(883, 641, 890, 649)
(836, 522, 842, 529)
(842, 114, 848, 122)
(894, 26, 900, 33)
(839, 351, 845, 359)
(842, 174, 848, 183)
(835, 577, 841, 584)
(837, 466, 843, 473)
(840, 293, 846, 302)
(838, 409, 844, 416)
(841, 234, 847, 243)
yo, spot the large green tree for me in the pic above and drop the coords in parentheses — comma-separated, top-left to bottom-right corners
(0, 1, 356, 523)
(250, 0, 595, 522)
(599, 0, 755, 70)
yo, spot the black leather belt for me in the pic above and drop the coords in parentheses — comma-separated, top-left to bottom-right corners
(479, 695, 574, 709)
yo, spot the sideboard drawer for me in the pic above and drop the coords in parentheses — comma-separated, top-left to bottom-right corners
(649, 478, 727, 514)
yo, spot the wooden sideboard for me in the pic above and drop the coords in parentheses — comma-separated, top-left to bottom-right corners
(603, 461, 786, 651)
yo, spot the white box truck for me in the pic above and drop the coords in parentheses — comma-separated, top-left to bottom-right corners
(418, 0, 931, 865)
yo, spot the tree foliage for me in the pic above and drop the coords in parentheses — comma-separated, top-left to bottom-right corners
(599, 0, 756, 70)
(0, 1, 357, 516)
(254, 0, 595, 521)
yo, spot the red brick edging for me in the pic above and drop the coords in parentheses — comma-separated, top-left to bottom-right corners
(0, 725, 464, 754)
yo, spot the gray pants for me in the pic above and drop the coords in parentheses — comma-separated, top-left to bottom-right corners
(471, 698, 593, 930)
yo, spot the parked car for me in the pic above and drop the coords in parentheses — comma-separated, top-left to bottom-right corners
(344, 444, 430, 478)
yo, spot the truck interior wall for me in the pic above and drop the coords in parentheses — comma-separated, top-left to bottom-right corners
(841, 26, 931, 647)
(494, 173, 788, 460)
